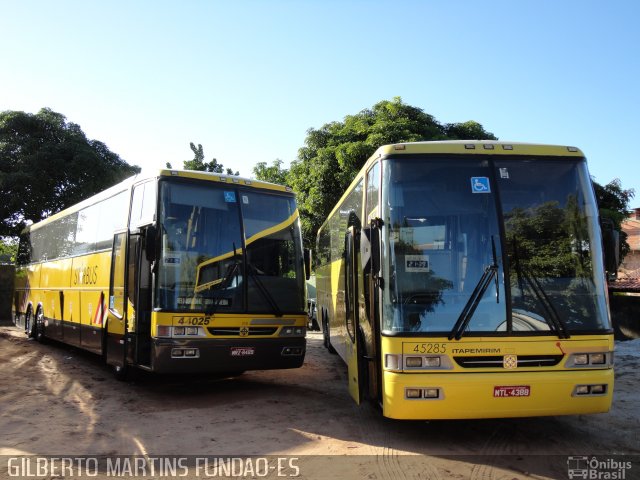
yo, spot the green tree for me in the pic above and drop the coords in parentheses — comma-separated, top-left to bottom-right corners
(288, 97, 497, 247)
(593, 178, 635, 260)
(0, 108, 140, 237)
(183, 142, 239, 175)
(252, 159, 289, 185)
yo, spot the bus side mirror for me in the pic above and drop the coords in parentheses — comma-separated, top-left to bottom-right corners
(145, 225, 157, 262)
(304, 248, 312, 280)
(601, 218, 620, 281)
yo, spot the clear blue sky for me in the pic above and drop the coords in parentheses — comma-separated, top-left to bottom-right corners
(1, 0, 639, 207)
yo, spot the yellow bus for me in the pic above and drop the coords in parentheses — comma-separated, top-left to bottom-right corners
(13, 169, 309, 377)
(316, 141, 615, 419)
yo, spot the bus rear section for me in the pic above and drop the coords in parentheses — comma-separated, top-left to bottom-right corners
(316, 141, 614, 420)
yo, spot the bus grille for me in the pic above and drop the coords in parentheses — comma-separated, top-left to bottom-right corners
(207, 327, 278, 336)
(453, 355, 563, 368)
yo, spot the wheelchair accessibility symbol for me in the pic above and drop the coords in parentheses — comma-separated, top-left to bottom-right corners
(471, 177, 491, 193)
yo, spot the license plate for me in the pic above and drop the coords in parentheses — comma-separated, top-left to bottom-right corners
(230, 347, 255, 357)
(494, 385, 530, 397)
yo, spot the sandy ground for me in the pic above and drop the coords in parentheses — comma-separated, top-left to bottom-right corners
(0, 326, 638, 479)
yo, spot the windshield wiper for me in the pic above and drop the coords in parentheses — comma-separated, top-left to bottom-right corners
(511, 241, 569, 339)
(449, 236, 500, 340)
(246, 262, 283, 317)
(203, 243, 241, 315)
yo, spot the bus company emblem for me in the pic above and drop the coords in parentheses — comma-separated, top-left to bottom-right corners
(503, 354, 518, 369)
(239, 327, 249, 337)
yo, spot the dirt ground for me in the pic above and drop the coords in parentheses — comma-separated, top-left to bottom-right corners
(0, 326, 638, 480)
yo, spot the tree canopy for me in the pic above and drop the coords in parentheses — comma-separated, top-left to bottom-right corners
(593, 178, 635, 260)
(178, 142, 238, 175)
(0, 108, 140, 237)
(252, 159, 289, 185)
(287, 97, 497, 247)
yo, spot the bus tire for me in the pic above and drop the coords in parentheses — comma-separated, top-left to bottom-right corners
(112, 364, 128, 381)
(34, 307, 46, 343)
(25, 306, 34, 338)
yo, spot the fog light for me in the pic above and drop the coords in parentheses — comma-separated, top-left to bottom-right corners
(590, 353, 606, 365)
(424, 356, 441, 368)
(171, 348, 184, 357)
(174, 326, 186, 336)
(184, 348, 198, 357)
(424, 388, 440, 399)
(185, 326, 199, 335)
(591, 384, 606, 394)
(575, 385, 590, 395)
(406, 388, 422, 399)
(574, 354, 589, 365)
(406, 357, 423, 368)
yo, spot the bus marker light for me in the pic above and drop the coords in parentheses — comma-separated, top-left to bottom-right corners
(157, 326, 172, 337)
(502, 144, 514, 150)
(405, 388, 422, 399)
(567, 146, 579, 152)
(393, 144, 406, 150)
(406, 357, 423, 367)
(464, 144, 476, 149)
(385, 354, 401, 371)
(483, 144, 495, 150)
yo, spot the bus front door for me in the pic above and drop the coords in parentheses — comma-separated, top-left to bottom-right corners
(105, 232, 128, 374)
(345, 226, 364, 404)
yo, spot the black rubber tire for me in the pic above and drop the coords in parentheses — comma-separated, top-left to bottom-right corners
(25, 307, 35, 338)
(34, 307, 46, 343)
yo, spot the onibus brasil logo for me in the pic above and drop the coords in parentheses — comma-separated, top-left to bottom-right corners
(567, 456, 633, 479)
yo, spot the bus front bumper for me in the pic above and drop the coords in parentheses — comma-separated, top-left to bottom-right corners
(382, 369, 613, 420)
(151, 337, 306, 374)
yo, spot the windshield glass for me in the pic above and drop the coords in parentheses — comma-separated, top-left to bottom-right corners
(381, 156, 610, 335)
(156, 181, 305, 314)
(382, 158, 506, 334)
(497, 158, 609, 333)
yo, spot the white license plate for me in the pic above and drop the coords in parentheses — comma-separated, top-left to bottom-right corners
(230, 347, 255, 357)
(494, 385, 530, 397)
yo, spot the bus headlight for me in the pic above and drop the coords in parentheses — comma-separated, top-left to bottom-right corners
(405, 357, 422, 368)
(566, 352, 612, 368)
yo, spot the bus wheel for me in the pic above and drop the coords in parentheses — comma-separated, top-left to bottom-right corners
(34, 307, 46, 343)
(25, 306, 34, 338)
(112, 364, 128, 381)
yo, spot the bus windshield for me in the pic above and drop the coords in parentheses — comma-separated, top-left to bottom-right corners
(381, 156, 610, 336)
(156, 180, 305, 314)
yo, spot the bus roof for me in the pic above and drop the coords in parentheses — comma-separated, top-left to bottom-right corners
(373, 140, 584, 159)
(318, 140, 586, 236)
(26, 169, 293, 233)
